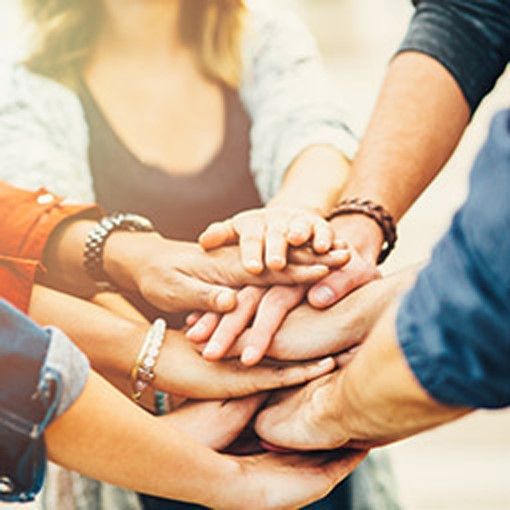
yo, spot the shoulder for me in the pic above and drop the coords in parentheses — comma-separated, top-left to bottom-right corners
(243, 1, 318, 60)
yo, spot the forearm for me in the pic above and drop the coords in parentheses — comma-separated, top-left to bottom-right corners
(332, 52, 470, 260)
(46, 370, 236, 506)
(28, 285, 145, 378)
(270, 145, 350, 215)
(41, 217, 162, 296)
(335, 303, 469, 446)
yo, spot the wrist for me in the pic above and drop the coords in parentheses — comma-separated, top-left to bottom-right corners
(330, 214, 384, 264)
(102, 231, 164, 291)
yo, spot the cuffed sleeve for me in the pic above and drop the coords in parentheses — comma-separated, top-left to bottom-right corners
(0, 181, 100, 312)
(44, 327, 90, 418)
(0, 301, 89, 502)
(396, 110, 510, 409)
(242, 2, 359, 203)
(398, 0, 510, 112)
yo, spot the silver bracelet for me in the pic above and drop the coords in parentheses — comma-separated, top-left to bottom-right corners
(83, 212, 154, 284)
(130, 318, 167, 402)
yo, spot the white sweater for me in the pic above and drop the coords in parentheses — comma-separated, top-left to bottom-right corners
(0, 2, 357, 205)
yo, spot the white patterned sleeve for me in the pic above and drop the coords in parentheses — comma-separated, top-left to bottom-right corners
(0, 61, 95, 202)
(241, 3, 359, 204)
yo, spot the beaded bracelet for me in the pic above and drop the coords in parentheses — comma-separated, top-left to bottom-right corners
(327, 198, 397, 264)
(130, 318, 167, 402)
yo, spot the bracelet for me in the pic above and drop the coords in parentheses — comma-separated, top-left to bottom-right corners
(83, 212, 155, 285)
(327, 198, 397, 264)
(130, 318, 167, 402)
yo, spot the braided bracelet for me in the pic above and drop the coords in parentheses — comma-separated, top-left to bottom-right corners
(130, 318, 167, 402)
(327, 198, 397, 264)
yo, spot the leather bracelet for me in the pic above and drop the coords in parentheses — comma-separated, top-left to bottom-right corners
(83, 212, 155, 284)
(327, 198, 397, 264)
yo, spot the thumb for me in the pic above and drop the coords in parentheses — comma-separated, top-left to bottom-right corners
(177, 274, 238, 313)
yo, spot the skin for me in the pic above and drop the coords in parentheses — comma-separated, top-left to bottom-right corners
(254, 303, 470, 453)
(46, 370, 367, 509)
(42, 220, 348, 312)
(191, 265, 420, 362)
(308, 51, 471, 306)
(28, 285, 337, 400)
(188, 248, 380, 365)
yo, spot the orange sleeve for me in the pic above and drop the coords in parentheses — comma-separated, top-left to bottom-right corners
(0, 181, 101, 312)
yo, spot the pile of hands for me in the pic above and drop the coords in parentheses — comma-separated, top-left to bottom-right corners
(111, 205, 399, 508)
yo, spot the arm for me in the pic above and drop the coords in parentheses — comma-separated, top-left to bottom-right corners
(47, 370, 366, 510)
(310, 0, 510, 302)
(28, 285, 336, 399)
(256, 111, 510, 449)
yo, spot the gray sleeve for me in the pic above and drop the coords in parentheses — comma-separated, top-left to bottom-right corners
(398, 0, 510, 112)
(44, 327, 90, 417)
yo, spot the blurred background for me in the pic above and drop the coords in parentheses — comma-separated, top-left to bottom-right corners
(0, 0, 509, 508)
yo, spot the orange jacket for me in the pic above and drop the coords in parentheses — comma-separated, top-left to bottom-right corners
(0, 182, 99, 312)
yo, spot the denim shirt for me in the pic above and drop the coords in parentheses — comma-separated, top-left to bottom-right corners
(400, 1, 510, 111)
(397, 109, 510, 408)
(0, 300, 89, 502)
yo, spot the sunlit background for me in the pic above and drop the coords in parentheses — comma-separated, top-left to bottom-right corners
(0, 0, 509, 508)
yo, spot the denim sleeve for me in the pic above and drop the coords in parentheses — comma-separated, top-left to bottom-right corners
(399, 1, 510, 112)
(396, 109, 510, 409)
(0, 300, 89, 502)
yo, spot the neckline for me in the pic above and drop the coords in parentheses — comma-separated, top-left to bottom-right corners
(78, 75, 231, 180)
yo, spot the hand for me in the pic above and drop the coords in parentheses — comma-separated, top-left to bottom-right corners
(186, 285, 307, 366)
(255, 374, 349, 452)
(224, 449, 367, 510)
(198, 206, 337, 273)
(192, 270, 410, 362)
(105, 234, 348, 313)
(154, 330, 337, 399)
(159, 394, 268, 451)
(308, 247, 380, 309)
(185, 248, 351, 366)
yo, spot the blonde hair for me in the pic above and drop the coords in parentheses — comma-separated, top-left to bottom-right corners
(23, 0, 246, 88)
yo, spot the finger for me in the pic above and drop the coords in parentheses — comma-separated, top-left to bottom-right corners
(289, 248, 351, 268)
(308, 253, 381, 309)
(279, 264, 330, 284)
(335, 346, 361, 368)
(186, 312, 221, 343)
(198, 221, 237, 250)
(202, 286, 266, 361)
(312, 219, 334, 254)
(243, 356, 336, 393)
(287, 217, 313, 247)
(238, 220, 266, 274)
(264, 223, 288, 270)
(178, 274, 238, 313)
(241, 286, 305, 366)
(185, 312, 202, 327)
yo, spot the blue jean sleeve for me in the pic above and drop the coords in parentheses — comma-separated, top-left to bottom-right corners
(396, 110, 510, 409)
(399, 1, 510, 112)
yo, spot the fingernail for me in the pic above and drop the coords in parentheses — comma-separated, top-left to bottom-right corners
(241, 346, 260, 365)
(203, 341, 222, 358)
(268, 256, 285, 268)
(330, 249, 349, 258)
(247, 260, 263, 272)
(312, 286, 335, 306)
(318, 357, 335, 368)
(216, 290, 235, 310)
